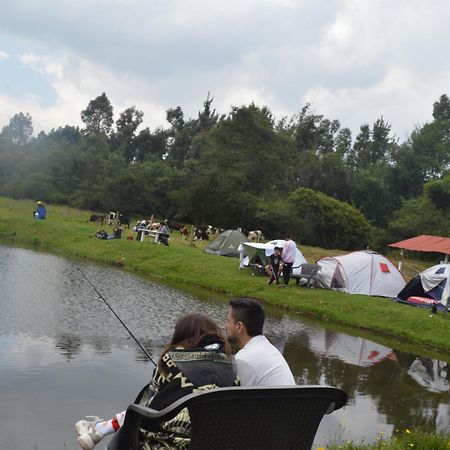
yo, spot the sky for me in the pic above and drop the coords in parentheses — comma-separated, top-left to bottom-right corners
(1, 0, 450, 142)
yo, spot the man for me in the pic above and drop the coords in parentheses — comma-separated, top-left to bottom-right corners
(280, 234, 297, 287)
(226, 298, 295, 386)
(158, 221, 170, 246)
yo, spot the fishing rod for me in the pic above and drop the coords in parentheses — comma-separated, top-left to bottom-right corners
(77, 267, 157, 366)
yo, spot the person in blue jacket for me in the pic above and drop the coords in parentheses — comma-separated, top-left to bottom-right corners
(36, 201, 47, 219)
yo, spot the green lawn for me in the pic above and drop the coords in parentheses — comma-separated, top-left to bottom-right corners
(1, 196, 449, 358)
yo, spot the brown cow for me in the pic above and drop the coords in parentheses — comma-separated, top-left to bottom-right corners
(89, 214, 105, 225)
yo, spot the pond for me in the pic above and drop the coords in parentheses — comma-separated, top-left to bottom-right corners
(0, 245, 449, 449)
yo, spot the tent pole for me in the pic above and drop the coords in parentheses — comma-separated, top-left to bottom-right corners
(398, 249, 403, 272)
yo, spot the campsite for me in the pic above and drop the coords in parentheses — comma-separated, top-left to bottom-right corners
(1, 196, 449, 355)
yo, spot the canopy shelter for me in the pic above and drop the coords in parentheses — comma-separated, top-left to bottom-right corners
(241, 239, 307, 277)
(389, 235, 450, 271)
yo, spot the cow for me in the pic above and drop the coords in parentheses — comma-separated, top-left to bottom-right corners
(248, 230, 265, 242)
(166, 220, 186, 233)
(89, 214, 105, 225)
(180, 226, 190, 239)
(118, 214, 131, 229)
(108, 212, 131, 228)
(107, 212, 117, 226)
(193, 225, 211, 241)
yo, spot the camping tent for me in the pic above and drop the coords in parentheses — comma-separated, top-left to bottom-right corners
(396, 263, 450, 307)
(241, 239, 307, 277)
(316, 250, 406, 297)
(203, 229, 247, 257)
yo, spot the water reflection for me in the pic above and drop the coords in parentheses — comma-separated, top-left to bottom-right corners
(1, 245, 450, 449)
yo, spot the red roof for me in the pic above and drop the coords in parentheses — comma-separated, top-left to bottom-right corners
(389, 235, 450, 254)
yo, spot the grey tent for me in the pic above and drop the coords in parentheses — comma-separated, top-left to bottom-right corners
(204, 230, 247, 257)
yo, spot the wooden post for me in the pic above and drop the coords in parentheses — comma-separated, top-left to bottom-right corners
(398, 249, 404, 272)
(114, 210, 119, 228)
(190, 224, 195, 246)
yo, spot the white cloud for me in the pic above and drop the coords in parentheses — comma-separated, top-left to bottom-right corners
(19, 52, 63, 80)
(0, 50, 9, 60)
(1, 0, 450, 138)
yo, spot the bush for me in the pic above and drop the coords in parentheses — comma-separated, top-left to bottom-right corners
(287, 188, 372, 249)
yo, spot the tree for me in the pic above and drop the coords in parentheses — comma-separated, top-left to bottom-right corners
(350, 118, 396, 168)
(287, 188, 372, 249)
(81, 93, 114, 135)
(134, 127, 168, 162)
(178, 104, 289, 226)
(1, 112, 33, 145)
(432, 94, 450, 121)
(288, 104, 340, 154)
(112, 106, 144, 162)
(425, 173, 450, 210)
(198, 92, 219, 130)
(335, 127, 352, 160)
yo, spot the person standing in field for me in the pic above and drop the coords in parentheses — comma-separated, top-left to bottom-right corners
(280, 234, 296, 287)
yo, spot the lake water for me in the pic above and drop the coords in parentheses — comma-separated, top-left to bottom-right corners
(0, 245, 449, 449)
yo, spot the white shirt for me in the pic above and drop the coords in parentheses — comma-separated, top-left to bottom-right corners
(281, 239, 297, 264)
(235, 335, 296, 386)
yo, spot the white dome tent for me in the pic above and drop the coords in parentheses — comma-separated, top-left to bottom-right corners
(316, 250, 406, 297)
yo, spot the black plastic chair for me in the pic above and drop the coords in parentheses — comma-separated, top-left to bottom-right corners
(107, 385, 347, 450)
(295, 263, 321, 288)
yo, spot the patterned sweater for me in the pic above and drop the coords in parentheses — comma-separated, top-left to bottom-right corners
(138, 346, 238, 449)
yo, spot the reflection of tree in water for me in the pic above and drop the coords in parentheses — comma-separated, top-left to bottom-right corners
(92, 337, 112, 354)
(55, 334, 82, 360)
(282, 330, 450, 433)
(133, 339, 160, 364)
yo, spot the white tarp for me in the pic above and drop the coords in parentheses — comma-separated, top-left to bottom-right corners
(316, 250, 406, 297)
(420, 264, 450, 305)
(240, 239, 307, 277)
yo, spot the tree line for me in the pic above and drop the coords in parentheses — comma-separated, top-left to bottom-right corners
(0, 92, 449, 250)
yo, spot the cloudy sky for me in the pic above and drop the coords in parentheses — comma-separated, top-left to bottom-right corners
(1, 0, 449, 141)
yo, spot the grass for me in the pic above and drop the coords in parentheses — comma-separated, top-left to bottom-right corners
(327, 429, 450, 449)
(1, 196, 450, 359)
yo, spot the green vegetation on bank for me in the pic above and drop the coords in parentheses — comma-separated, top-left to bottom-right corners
(328, 429, 450, 450)
(1, 197, 449, 360)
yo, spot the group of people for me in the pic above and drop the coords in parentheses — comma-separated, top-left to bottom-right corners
(135, 220, 170, 246)
(91, 227, 122, 240)
(75, 298, 295, 450)
(265, 236, 297, 287)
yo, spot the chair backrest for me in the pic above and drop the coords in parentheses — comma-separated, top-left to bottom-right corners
(107, 385, 347, 450)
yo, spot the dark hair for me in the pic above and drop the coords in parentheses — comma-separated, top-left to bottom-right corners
(160, 313, 230, 367)
(229, 298, 265, 337)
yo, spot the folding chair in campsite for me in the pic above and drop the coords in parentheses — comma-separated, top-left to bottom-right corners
(294, 263, 321, 288)
(107, 385, 347, 450)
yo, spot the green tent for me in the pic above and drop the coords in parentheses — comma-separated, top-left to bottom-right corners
(203, 230, 247, 257)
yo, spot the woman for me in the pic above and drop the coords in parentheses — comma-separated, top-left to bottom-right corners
(76, 313, 238, 450)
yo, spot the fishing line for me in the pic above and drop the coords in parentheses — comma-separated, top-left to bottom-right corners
(77, 266, 157, 366)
